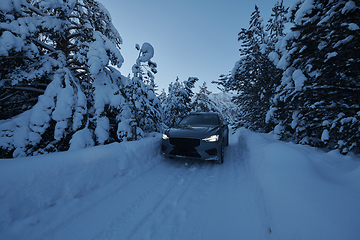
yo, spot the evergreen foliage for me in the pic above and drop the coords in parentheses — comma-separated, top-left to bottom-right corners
(157, 89, 167, 104)
(266, 0, 289, 65)
(0, 1, 162, 158)
(162, 77, 198, 127)
(1, 0, 359, 157)
(213, 73, 231, 92)
(270, 0, 360, 154)
(216, 0, 359, 154)
(121, 43, 162, 141)
(191, 82, 219, 113)
(224, 5, 282, 132)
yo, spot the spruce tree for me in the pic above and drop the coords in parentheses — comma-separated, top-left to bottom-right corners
(191, 82, 219, 113)
(271, 0, 360, 153)
(121, 43, 162, 141)
(227, 5, 282, 132)
(162, 77, 198, 127)
(157, 89, 167, 104)
(266, 0, 289, 65)
(162, 78, 182, 127)
(0, 0, 126, 157)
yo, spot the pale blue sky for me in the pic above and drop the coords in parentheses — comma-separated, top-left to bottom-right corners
(99, 0, 293, 93)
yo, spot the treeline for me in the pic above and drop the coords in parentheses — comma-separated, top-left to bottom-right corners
(0, 0, 162, 157)
(159, 77, 235, 127)
(214, 0, 360, 154)
(0, 0, 231, 158)
(1, 0, 359, 158)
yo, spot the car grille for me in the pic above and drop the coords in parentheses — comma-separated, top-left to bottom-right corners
(169, 138, 200, 148)
(169, 137, 201, 158)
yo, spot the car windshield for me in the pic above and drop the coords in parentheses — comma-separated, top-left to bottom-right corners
(179, 114, 220, 126)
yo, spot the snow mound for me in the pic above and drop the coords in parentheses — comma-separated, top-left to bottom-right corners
(238, 128, 360, 240)
(139, 42, 154, 62)
(0, 134, 162, 237)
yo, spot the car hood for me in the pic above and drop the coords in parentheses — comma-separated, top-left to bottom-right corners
(166, 125, 220, 139)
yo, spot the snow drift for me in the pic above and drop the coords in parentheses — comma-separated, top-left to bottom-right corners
(0, 134, 162, 235)
(1, 129, 360, 239)
(240, 129, 360, 239)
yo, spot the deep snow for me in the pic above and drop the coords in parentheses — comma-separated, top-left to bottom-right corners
(1, 129, 360, 240)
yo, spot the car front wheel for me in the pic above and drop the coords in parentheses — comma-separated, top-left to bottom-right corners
(216, 143, 224, 164)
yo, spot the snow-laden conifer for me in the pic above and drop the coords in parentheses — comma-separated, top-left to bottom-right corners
(191, 82, 219, 113)
(0, 0, 128, 157)
(224, 5, 282, 132)
(162, 77, 198, 127)
(271, 0, 360, 153)
(266, 0, 289, 65)
(119, 43, 162, 141)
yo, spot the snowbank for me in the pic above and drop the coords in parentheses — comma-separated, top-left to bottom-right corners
(0, 134, 162, 233)
(1, 128, 360, 239)
(238, 128, 360, 240)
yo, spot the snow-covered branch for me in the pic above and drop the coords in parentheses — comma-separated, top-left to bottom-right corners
(31, 38, 58, 54)
(3, 86, 45, 93)
(21, 2, 45, 16)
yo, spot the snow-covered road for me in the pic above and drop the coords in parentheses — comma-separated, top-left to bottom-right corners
(1, 129, 360, 240)
(44, 134, 270, 240)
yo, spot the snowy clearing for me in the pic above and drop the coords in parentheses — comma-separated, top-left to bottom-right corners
(1, 129, 360, 240)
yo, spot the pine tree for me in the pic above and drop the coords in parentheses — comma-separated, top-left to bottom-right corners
(120, 43, 162, 141)
(191, 82, 219, 113)
(0, 0, 126, 157)
(157, 88, 167, 104)
(226, 5, 282, 132)
(133, 43, 157, 88)
(212, 73, 231, 92)
(249, 5, 266, 44)
(271, 0, 360, 153)
(266, 0, 289, 65)
(162, 77, 198, 127)
(162, 78, 182, 127)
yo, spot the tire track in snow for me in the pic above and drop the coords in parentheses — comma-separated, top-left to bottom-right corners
(42, 156, 185, 240)
(197, 130, 275, 240)
(134, 159, 221, 240)
(91, 158, 204, 240)
(123, 159, 202, 239)
(42, 131, 279, 240)
(198, 132, 254, 240)
(125, 159, 209, 239)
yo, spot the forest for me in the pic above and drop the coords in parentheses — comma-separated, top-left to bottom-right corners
(0, 0, 359, 158)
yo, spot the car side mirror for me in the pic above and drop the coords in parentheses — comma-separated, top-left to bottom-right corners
(223, 121, 229, 126)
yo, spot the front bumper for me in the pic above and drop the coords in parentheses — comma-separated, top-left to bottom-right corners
(161, 137, 221, 160)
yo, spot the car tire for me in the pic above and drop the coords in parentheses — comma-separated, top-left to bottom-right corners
(216, 143, 224, 164)
(225, 127, 229, 146)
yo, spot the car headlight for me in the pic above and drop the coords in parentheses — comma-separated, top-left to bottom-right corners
(162, 133, 169, 140)
(202, 134, 219, 142)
